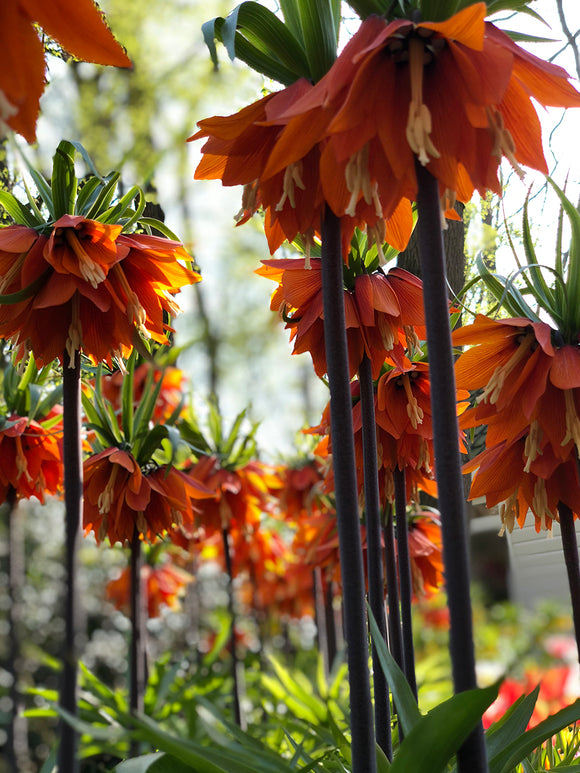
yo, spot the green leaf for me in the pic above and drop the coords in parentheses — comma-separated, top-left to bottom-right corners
(98, 185, 142, 225)
(491, 699, 580, 773)
(75, 176, 105, 217)
(51, 140, 78, 219)
(344, 0, 389, 20)
(137, 218, 181, 241)
(115, 752, 193, 773)
(485, 687, 539, 764)
(547, 177, 580, 337)
(368, 607, 421, 735)
(295, 0, 338, 81)
(84, 172, 122, 220)
(0, 191, 42, 227)
(121, 350, 137, 443)
(389, 683, 499, 773)
(202, 3, 309, 85)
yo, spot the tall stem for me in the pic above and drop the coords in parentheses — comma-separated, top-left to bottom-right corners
(222, 526, 243, 728)
(558, 500, 580, 662)
(415, 163, 487, 773)
(59, 352, 83, 773)
(384, 505, 404, 672)
(6, 489, 29, 772)
(129, 530, 145, 757)
(320, 207, 376, 773)
(393, 468, 417, 699)
(359, 355, 392, 759)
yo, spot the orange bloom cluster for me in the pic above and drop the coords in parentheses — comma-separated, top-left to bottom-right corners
(193, 3, 580, 245)
(455, 315, 580, 533)
(0, 218, 199, 367)
(181, 455, 281, 538)
(83, 447, 214, 545)
(106, 560, 193, 618)
(2, 0, 131, 142)
(192, 77, 413, 257)
(483, 666, 576, 730)
(0, 413, 62, 502)
(407, 513, 444, 598)
(257, 257, 425, 379)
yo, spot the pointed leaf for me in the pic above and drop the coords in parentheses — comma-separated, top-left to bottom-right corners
(0, 191, 42, 227)
(368, 607, 422, 735)
(389, 683, 499, 773)
(51, 141, 78, 219)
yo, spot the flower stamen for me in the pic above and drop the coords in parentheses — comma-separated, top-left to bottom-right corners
(276, 162, 305, 211)
(406, 38, 440, 166)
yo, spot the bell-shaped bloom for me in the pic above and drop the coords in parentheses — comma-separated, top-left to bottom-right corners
(1, 0, 131, 142)
(106, 560, 193, 618)
(182, 455, 281, 538)
(0, 413, 62, 502)
(192, 77, 414, 256)
(0, 218, 199, 367)
(276, 3, 580, 220)
(258, 257, 425, 378)
(83, 447, 214, 545)
(407, 513, 444, 598)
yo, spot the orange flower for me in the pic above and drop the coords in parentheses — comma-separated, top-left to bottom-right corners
(454, 315, 580, 532)
(1, 0, 131, 142)
(0, 413, 62, 502)
(407, 513, 444, 598)
(83, 447, 213, 545)
(0, 219, 199, 366)
(258, 257, 425, 378)
(183, 455, 280, 538)
(192, 77, 414, 256)
(280, 3, 580, 219)
(106, 560, 193, 618)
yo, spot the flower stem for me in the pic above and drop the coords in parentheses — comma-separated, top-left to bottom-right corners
(384, 505, 404, 672)
(5, 488, 29, 772)
(59, 352, 83, 773)
(222, 526, 244, 728)
(558, 500, 580, 663)
(321, 206, 376, 773)
(394, 468, 417, 699)
(129, 529, 145, 757)
(359, 355, 392, 759)
(415, 162, 487, 773)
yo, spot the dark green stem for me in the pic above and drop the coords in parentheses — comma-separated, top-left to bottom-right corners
(558, 500, 580, 663)
(359, 355, 392, 759)
(393, 467, 417, 699)
(320, 207, 376, 773)
(130, 530, 145, 757)
(59, 352, 83, 773)
(222, 526, 244, 729)
(384, 505, 404, 672)
(415, 162, 487, 773)
(6, 488, 29, 772)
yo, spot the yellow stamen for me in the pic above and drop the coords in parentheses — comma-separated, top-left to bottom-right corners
(0, 252, 27, 294)
(65, 229, 107, 288)
(486, 107, 525, 181)
(401, 373, 424, 429)
(276, 162, 305, 211)
(417, 438, 431, 473)
(345, 146, 382, 218)
(406, 38, 440, 166)
(532, 478, 553, 532)
(404, 325, 421, 357)
(523, 420, 543, 473)
(112, 264, 150, 338)
(499, 491, 519, 536)
(377, 315, 395, 351)
(15, 436, 32, 482)
(561, 389, 580, 454)
(235, 180, 259, 222)
(478, 332, 535, 405)
(303, 229, 315, 270)
(98, 464, 120, 515)
(367, 221, 387, 266)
